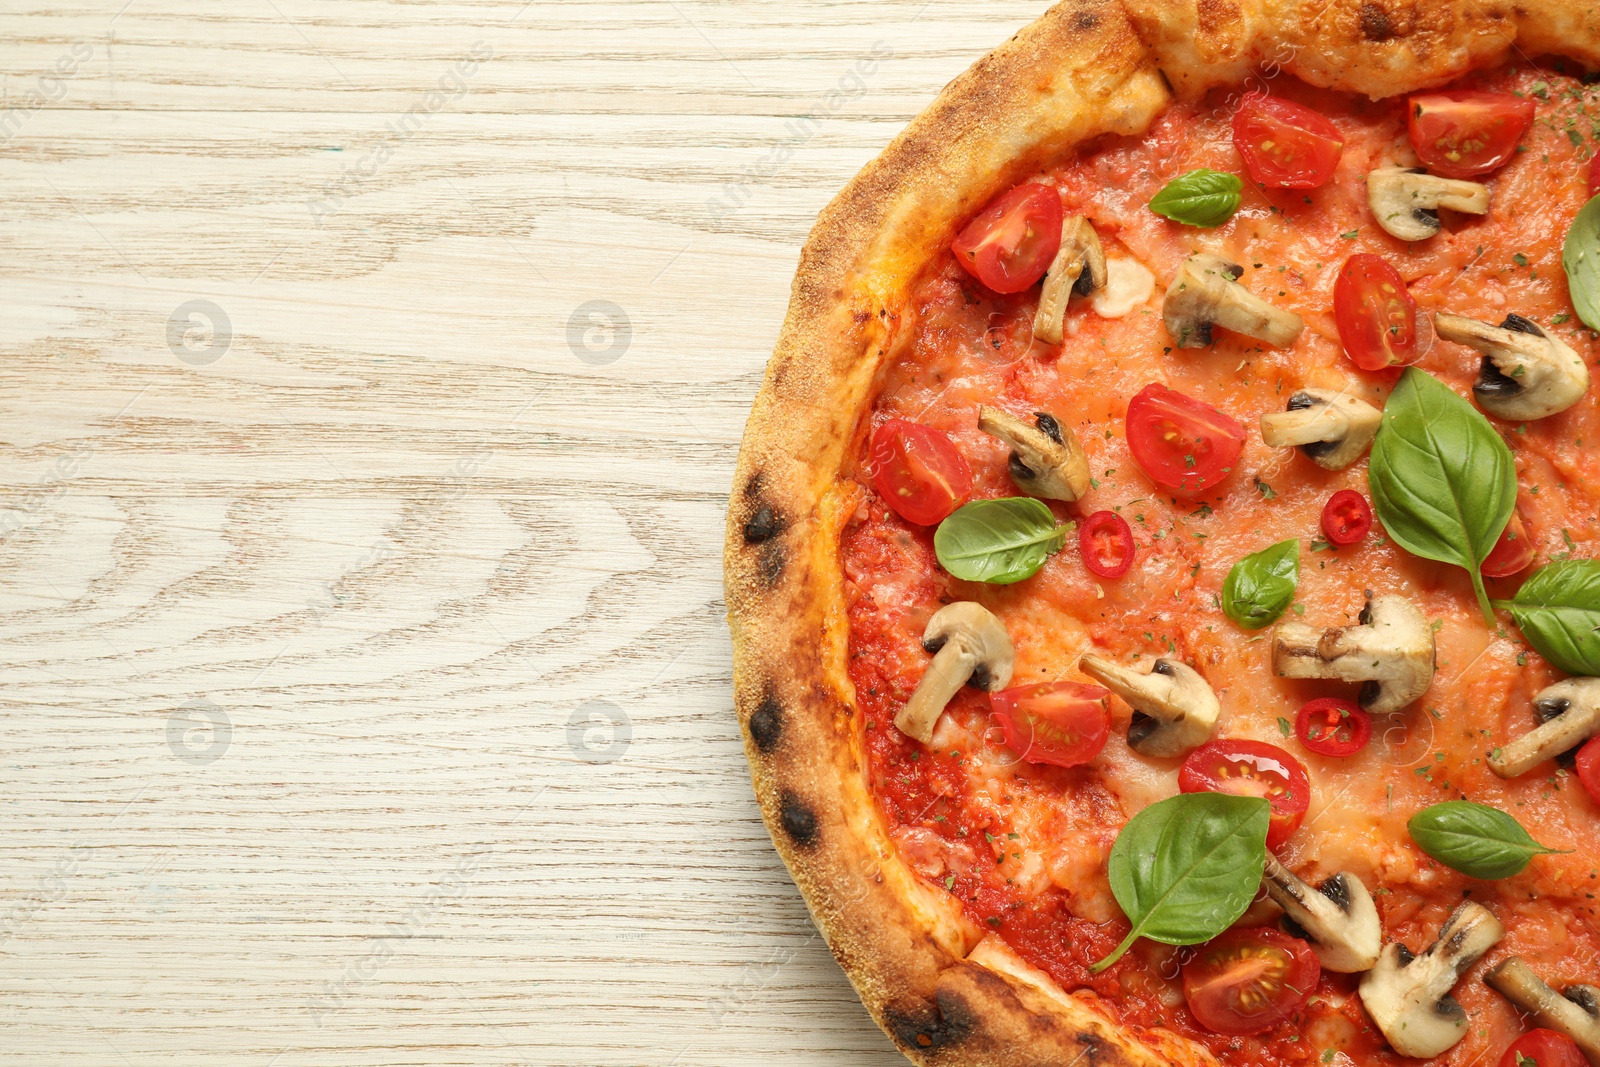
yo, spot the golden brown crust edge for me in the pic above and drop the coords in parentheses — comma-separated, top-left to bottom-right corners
(723, 2, 1600, 1065)
(1126, 0, 1600, 99)
(726, 3, 1185, 1063)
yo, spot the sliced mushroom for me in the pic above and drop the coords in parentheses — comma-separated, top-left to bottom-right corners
(1033, 217, 1108, 345)
(1077, 653, 1219, 757)
(1163, 253, 1304, 350)
(1273, 595, 1435, 714)
(895, 602, 1014, 743)
(1489, 678, 1600, 779)
(1485, 957, 1600, 1065)
(977, 406, 1090, 502)
(1259, 388, 1383, 471)
(1358, 901, 1505, 1059)
(1366, 166, 1490, 242)
(1262, 854, 1382, 973)
(1435, 311, 1590, 421)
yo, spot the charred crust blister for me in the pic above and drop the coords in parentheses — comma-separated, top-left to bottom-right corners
(1361, 1, 1395, 40)
(779, 791, 818, 847)
(886, 991, 977, 1051)
(748, 690, 783, 753)
(744, 505, 781, 543)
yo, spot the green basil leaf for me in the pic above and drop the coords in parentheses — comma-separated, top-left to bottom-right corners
(1367, 368, 1516, 625)
(1496, 559, 1600, 675)
(933, 498, 1069, 585)
(1408, 800, 1563, 880)
(1090, 793, 1269, 973)
(1221, 539, 1299, 630)
(1148, 169, 1242, 228)
(1562, 194, 1600, 331)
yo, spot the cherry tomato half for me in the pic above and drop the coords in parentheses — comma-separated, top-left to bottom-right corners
(1125, 384, 1246, 495)
(1497, 1029, 1589, 1067)
(1575, 737, 1600, 805)
(1333, 254, 1428, 371)
(1182, 927, 1321, 1035)
(1588, 154, 1600, 199)
(1321, 489, 1373, 546)
(1180, 739, 1311, 850)
(1231, 95, 1344, 189)
(951, 182, 1063, 294)
(1080, 511, 1135, 579)
(1482, 509, 1536, 578)
(869, 419, 972, 526)
(988, 681, 1111, 768)
(1296, 697, 1372, 757)
(1409, 90, 1535, 179)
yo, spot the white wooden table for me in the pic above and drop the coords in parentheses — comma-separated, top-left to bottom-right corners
(0, 1, 1049, 1063)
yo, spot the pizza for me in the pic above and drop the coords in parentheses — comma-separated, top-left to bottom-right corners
(723, 3, 1600, 1066)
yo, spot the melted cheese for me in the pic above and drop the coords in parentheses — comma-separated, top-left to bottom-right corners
(1090, 256, 1155, 318)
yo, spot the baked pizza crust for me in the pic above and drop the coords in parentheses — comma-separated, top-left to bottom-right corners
(723, 2, 1600, 1064)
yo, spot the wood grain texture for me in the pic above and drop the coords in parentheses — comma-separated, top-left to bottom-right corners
(0, 1, 1045, 1063)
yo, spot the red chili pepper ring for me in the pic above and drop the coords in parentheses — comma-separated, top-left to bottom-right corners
(1079, 510, 1135, 579)
(1296, 697, 1372, 757)
(1321, 489, 1373, 546)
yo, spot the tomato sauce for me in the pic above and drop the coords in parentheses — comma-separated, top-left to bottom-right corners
(843, 63, 1600, 1067)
